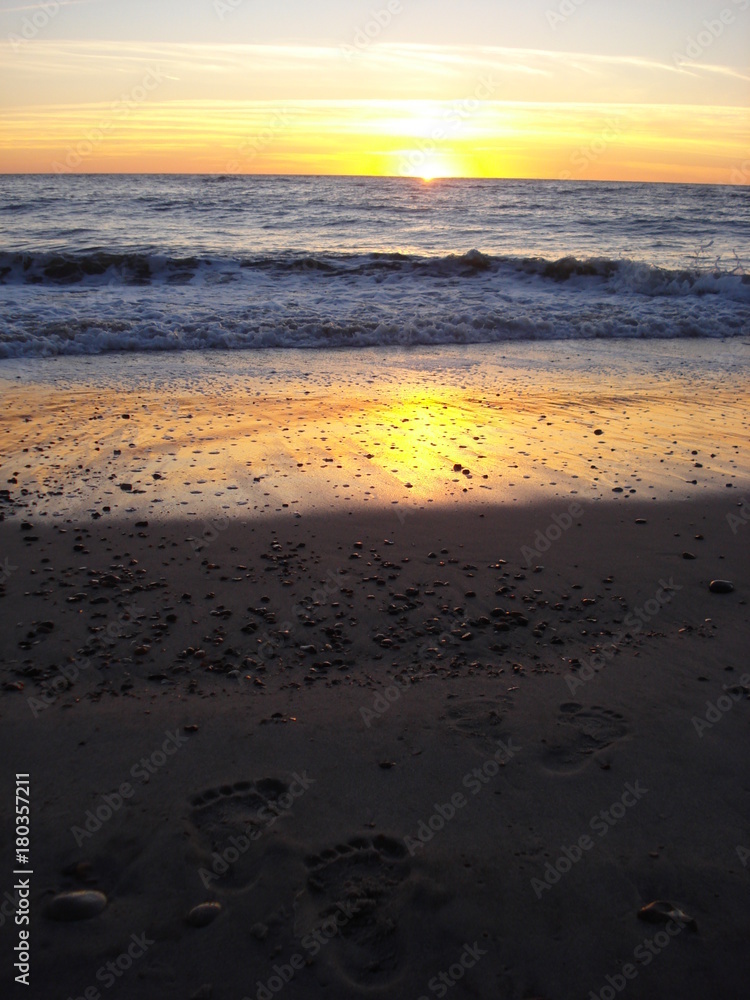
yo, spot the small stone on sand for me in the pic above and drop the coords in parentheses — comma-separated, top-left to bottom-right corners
(637, 899, 697, 930)
(187, 902, 222, 928)
(709, 580, 734, 594)
(46, 890, 107, 921)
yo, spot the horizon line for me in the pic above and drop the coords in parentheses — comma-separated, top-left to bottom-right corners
(1, 171, 746, 188)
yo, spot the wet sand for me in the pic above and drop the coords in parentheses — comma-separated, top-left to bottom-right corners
(0, 344, 749, 999)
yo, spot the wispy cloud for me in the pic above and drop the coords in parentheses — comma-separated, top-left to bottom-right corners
(675, 61, 750, 82)
(1, 40, 746, 113)
(0, 0, 99, 14)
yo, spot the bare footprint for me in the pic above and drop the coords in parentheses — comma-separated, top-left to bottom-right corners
(543, 703, 629, 772)
(295, 835, 412, 989)
(187, 778, 292, 889)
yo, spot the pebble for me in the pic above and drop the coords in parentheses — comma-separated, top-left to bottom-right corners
(187, 902, 222, 928)
(709, 580, 734, 594)
(682, 552, 696, 560)
(46, 890, 107, 921)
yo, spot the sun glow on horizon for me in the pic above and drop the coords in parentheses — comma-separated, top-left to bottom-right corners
(0, 39, 747, 183)
(1, 98, 746, 185)
(400, 150, 463, 183)
(0, 41, 750, 184)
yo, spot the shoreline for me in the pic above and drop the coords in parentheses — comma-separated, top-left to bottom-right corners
(1, 341, 748, 524)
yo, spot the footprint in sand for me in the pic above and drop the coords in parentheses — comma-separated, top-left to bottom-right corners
(543, 703, 629, 772)
(296, 835, 412, 989)
(187, 778, 292, 889)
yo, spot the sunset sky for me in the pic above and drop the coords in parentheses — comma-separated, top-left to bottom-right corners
(1, 0, 748, 181)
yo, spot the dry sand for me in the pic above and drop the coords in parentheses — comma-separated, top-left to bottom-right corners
(0, 344, 748, 1000)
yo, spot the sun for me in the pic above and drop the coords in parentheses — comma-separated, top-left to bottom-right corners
(398, 150, 461, 182)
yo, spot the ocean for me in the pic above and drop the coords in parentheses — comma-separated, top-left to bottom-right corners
(0, 174, 748, 358)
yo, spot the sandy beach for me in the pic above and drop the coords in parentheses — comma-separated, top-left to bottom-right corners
(0, 344, 748, 1000)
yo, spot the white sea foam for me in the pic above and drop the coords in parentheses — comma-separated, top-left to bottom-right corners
(1, 176, 748, 357)
(0, 256, 747, 358)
